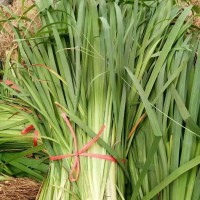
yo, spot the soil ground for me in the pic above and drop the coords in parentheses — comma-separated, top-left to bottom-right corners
(0, 178, 40, 200)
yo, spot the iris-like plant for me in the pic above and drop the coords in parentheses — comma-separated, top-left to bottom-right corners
(0, 0, 199, 199)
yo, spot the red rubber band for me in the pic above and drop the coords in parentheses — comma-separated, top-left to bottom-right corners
(21, 125, 38, 146)
(21, 125, 35, 135)
(50, 113, 121, 182)
(33, 130, 39, 147)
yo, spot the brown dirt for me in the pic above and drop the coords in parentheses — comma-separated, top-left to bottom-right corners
(0, 178, 41, 200)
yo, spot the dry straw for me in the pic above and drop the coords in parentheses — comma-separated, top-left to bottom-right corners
(0, 0, 41, 61)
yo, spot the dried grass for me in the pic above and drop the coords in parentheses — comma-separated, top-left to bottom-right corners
(191, 0, 200, 28)
(181, 1, 200, 29)
(0, 0, 41, 61)
(191, 0, 200, 7)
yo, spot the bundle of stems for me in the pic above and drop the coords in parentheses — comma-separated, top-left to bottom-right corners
(0, 0, 200, 199)
(0, 103, 48, 181)
(2, 0, 128, 199)
(0, 103, 33, 150)
(124, 1, 200, 200)
(128, 38, 200, 200)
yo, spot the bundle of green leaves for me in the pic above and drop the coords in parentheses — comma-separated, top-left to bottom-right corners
(0, 0, 199, 199)
(0, 104, 48, 181)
